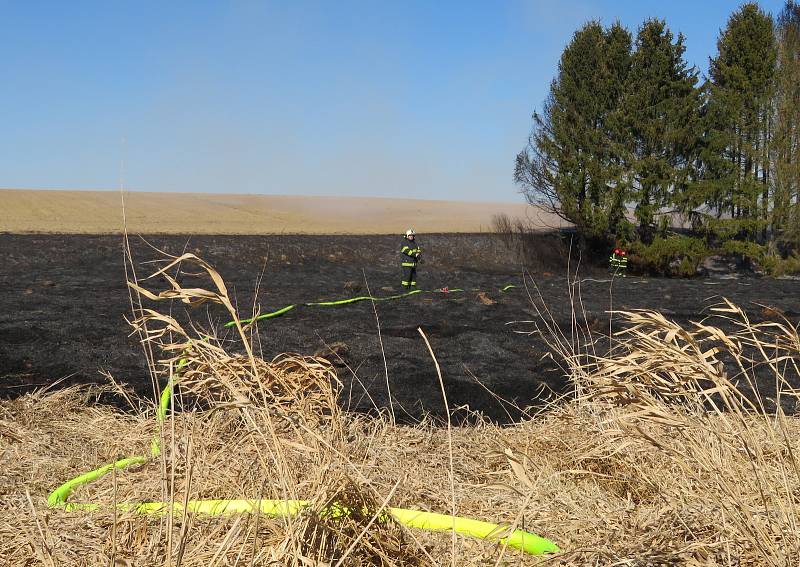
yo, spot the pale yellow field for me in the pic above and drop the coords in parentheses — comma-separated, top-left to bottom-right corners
(0, 188, 564, 234)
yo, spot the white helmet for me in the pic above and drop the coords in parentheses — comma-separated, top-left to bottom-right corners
(405, 228, 416, 237)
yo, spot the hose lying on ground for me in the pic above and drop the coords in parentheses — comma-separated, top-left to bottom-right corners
(228, 284, 518, 327)
(57, 498, 557, 555)
(47, 332, 560, 556)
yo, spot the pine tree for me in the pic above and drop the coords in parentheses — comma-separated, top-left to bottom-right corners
(599, 23, 634, 237)
(622, 19, 702, 244)
(706, 3, 776, 242)
(774, 1, 800, 244)
(515, 22, 632, 245)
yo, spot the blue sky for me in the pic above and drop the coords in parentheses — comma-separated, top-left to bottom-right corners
(0, 1, 786, 202)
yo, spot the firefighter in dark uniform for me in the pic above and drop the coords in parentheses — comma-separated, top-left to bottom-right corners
(609, 247, 628, 277)
(400, 229, 422, 289)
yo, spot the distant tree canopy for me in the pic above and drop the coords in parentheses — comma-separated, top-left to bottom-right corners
(516, 1, 800, 270)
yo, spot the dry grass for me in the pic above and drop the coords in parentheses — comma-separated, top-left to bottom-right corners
(3, 254, 800, 565)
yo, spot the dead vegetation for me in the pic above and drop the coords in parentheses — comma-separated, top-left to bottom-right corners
(491, 213, 571, 273)
(3, 252, 800, 565)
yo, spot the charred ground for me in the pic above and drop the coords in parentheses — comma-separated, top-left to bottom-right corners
(1, 232, 798, 423)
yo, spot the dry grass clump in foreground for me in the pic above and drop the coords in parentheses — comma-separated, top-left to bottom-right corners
(4, 254, 800, 565)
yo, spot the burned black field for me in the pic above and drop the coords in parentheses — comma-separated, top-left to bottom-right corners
(2, 233, 799, 423)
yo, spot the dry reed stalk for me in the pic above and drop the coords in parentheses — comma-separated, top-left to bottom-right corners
(528, 299, 800, 564)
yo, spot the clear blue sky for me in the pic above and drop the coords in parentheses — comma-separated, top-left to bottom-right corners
(0, 1, 786, 202)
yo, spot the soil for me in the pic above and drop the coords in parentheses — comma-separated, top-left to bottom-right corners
(2, 233, 799, 423)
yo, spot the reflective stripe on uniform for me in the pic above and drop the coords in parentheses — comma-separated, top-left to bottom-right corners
(402, 262, 416, 267)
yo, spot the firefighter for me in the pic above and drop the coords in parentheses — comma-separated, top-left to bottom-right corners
(609, 247, 628, 277)
(401, 229, 422, 289)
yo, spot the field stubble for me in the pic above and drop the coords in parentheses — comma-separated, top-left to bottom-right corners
(0, 189, 561, 235)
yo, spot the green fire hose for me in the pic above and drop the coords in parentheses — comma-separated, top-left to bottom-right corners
(228, 284, 517, 327)
(57, 498, 557, 555)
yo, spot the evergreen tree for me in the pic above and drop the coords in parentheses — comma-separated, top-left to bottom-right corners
(705, 3, 776, 241)
(600, 23, 635, 237)
(515, 21, 632, 245)
(622, 19, 702, 244)
(774, 1, 800, 244)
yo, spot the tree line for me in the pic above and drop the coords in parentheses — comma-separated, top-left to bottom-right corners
(515, 2, 800, 274)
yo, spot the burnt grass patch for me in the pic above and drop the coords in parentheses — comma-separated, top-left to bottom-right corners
(1, 232, 799, 423)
